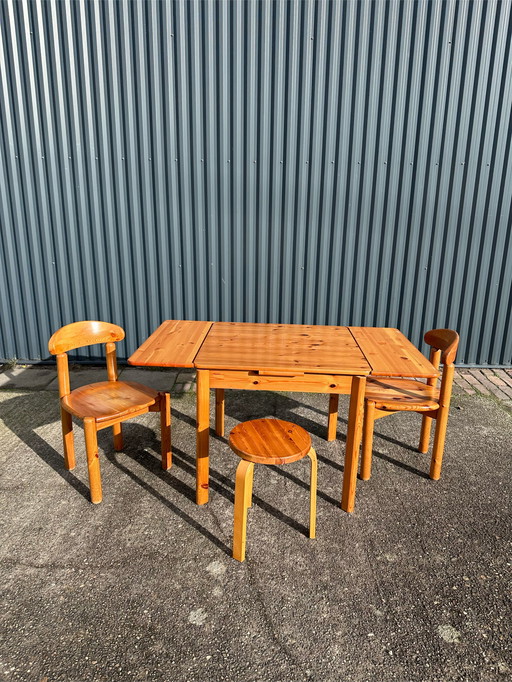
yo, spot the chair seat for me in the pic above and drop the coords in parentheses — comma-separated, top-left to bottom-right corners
(62, 381, 159, 422)
(365, 377, 440, 411)
(229, 418, 312, 465)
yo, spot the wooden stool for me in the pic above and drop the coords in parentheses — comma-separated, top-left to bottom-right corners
(228, 418, 317, 562)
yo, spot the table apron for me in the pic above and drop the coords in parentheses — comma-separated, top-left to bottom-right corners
(208, 370, 354, 394)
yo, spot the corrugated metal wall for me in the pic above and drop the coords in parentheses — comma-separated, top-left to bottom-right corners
(1, 0, 511, 365)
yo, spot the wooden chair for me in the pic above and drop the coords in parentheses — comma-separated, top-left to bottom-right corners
(360, 329, 459, 481)
(48, 321, 171, 504)
(229, 418, 317, 562)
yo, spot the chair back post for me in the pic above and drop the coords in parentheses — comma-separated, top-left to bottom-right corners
(56, 353, 71, 398)
(438, 362, 455, 407)
(427, 348, 441, 388)
(424, 328, 459, 409)
(105, 342, 118, 382)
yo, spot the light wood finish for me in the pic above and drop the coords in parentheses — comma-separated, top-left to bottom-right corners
(360, 399, 375, 480)
(160, 392, 172, 470)
(418, 347, 440, 453)
(308, 447, 317, 539)
(229, 419, 316, 562)
(215, 389, 225, 437)
(327, 394, 339, 441)
(84, 417, 101, 504)
(49, 321, 125, 355)
(430, 363, 455, 479)
(229, 418, 312, 464)
(61, 381, 161, 422)
(360, 329, 459, 484)
(424, 329, 458, 365)
(349, 327, 440, 378)
(128, 320, 212, 367)
(113, 422, 123, 451)
(195, 322, 371, 374)
(130, 321, 438, 511)
(232, 460, 254, 562)
(196, 369, 210, 505)
(341, 376, 367, 513)
(326, 327, 440, 447)
(48, 321, 172, 503)
(209, 370, 353, 394)
(363, 378, 440, 411)
(61, 406, 75, 470)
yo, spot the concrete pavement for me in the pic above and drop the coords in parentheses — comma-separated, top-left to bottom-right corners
(0, 365, 511, 681)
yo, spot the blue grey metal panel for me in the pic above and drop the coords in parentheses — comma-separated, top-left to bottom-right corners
(0, 0, 511, 365)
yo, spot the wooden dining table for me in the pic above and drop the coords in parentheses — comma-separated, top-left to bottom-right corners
(128, 321, 438, 512)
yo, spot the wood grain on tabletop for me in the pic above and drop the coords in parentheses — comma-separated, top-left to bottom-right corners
(195, 322, 371, 374)
(128, 320, 212, 367)
(349, 327, 438, 378)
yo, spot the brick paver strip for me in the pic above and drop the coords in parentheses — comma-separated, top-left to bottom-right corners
(453, 373, 476, 395)
(478, 369, 512, 398)
(472, 370, 511, 402)
(460, 372, 491, 395)
(494, 369, 512, 389)
(480, 369, 507, 386)
(489, 372, 512, 399)
(491, 381, 512, 400)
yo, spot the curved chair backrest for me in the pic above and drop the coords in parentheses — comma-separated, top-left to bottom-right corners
(424, 329, 459, 366)
(48, 321, 125, 355)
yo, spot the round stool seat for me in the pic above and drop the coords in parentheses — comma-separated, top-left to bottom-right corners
(229, 418, 312, 465)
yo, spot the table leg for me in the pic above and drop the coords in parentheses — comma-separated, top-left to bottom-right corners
(327, 394, 339, 441)
(341, 375, 366, 513)
(215, 388, 225, 437)
(196, 369, 210, 505)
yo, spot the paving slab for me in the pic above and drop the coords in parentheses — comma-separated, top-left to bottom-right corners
(0, 387, 511, 682)
(120, 367, 179, 392)
(0, 366, 55, 390)
(45, 367, 111, 391)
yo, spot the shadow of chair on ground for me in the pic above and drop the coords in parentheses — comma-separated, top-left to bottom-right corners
(0, 391, 233, 554)
(1, 389, 429, 553)
(218, 389, 430, 481)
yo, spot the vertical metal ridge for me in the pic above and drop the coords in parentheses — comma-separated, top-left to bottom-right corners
(1, 0, 511, 364)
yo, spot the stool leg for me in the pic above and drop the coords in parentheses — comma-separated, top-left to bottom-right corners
(245, 460, 254, 508)
(308, 447, 317, 539)
(233, 460, 254, 562)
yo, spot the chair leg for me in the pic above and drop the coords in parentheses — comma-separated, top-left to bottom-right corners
(84, 418, 102, 504)
(215, 389, 225, 437)
(360, 400, 375, 480)
(61, 406, 75, 470)
(113, 423, 123, 451)
(233, 460, 254, 562)
(308, 447, 317, 539)
(430, 409, 449, 480)
(160, 392, 172, 470)
(419, 415, 433, 453)
(327, 394, 339, 441)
